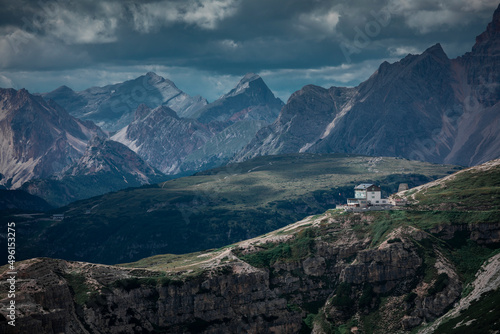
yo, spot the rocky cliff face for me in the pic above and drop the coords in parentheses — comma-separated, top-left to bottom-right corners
(1, 210, 498, 334)
(42, 72, 208, 132)
(235, 6, 500, 167)
(62, 136, 164, 182)
(0, 88, 103, 189)
(234, 85, 356, 159)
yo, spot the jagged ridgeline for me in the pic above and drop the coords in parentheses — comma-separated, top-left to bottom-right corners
(3, 154, 458, 265)
(1, 159, 499, 333)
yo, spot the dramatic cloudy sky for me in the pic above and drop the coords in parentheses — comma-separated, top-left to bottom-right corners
(0, 0, 498, 102)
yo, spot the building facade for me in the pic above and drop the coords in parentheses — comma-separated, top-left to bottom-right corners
(348, 183, 388, 207)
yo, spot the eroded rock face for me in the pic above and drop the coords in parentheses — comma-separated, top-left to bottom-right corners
(339, 241, 422, 293)
(0, 259, 301, 334)
(1, 217, 498, 333)
(430, 222, 500, 244)
(112, 104, 214, 174)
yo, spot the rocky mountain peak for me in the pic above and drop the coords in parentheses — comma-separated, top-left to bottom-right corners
(225, 73, 264, 98)
(194, 73, 283, 124)
(153, 105, 179, 119)
(66, 136, 163, 178)
(469, 4, 500, 58)
(423, 43, 448, 59)
(456, 4, 500, 109)
(474, 4, 500, 49)
(144, 71, 174, 86)
(241, 72, 261, 83)
(52, 85, 75, 94)
(134, 104, 152, 121)
(42, 73, 207, 131)
(0, 88, 103, 188)
(146, 71, 160, 78)
(7, 88, 33, 106)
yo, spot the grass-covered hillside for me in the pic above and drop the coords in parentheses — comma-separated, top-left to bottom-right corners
(5, 153, 458, 265)
(398, 158, 500, 211)
(117, 159, 500, 333)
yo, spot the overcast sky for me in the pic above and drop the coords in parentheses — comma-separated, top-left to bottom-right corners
(0, 0, 498, 102)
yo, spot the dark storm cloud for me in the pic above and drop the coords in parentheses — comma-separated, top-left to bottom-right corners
(0, 0, 498, 100)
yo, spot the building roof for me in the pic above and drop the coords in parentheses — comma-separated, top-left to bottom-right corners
(354, 183, 375, 190)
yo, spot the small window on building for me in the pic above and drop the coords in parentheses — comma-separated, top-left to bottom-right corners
(376, 201, 379, 203)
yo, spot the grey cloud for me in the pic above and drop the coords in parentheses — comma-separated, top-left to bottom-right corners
(0, 0, 497, 99)
(128, 0, 240, 33)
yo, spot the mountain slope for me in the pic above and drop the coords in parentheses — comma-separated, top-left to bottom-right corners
(234, 85, 357, 159)
(0, 88, 103, 189)
(112, 104, 215, 174)
(180, 119, 268, 173)
(21, 137, 166, 206)
(0, 189, 52, 211)
(1, 159, 498, 334)
(235, 6, 500, 167)
(42, 72, 208, 132)
(5, 154, 458, 264)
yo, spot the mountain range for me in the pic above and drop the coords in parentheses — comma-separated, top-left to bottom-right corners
(41, 72, 208, 132)
(0, 72, 284, 205)
(1, 5, 499, 208)
(111, 73, 283, 174)
(0, 87, 168, 206)
(234, 6, 500, 166)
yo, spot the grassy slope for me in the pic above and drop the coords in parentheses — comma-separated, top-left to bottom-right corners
(21, 172, 169, 207)
(402, 159, 500, 211)
(7, 153, 458, 265)
(120, 159, 500, 334)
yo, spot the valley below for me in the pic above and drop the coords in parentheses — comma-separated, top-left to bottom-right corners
(1, 154, 458, 265)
